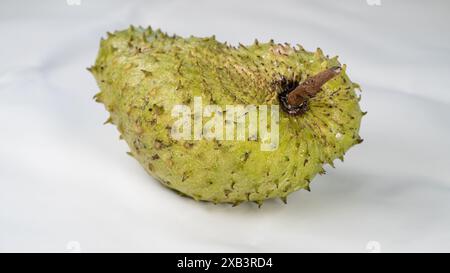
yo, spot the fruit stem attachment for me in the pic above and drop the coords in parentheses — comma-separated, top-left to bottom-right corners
(287, 66, 341, 106)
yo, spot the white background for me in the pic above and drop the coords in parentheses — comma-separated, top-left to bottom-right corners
(1, 0, 450, 252)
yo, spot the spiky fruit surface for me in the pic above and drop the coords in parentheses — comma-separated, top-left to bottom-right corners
(90, 26, 363, 205)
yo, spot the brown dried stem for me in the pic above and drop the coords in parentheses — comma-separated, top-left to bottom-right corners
(287, 66, 342, 106)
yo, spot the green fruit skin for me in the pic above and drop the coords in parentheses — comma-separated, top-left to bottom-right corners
(90, 26, 364, 205)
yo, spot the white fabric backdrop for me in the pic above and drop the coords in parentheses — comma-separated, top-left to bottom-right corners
(1, 0, 450, 252)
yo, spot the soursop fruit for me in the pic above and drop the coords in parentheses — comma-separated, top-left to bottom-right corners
(89, 26, 364, 206)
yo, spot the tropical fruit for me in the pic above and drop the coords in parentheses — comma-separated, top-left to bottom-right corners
(89, 26, 364, 206)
